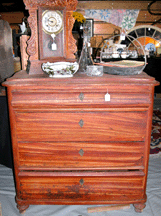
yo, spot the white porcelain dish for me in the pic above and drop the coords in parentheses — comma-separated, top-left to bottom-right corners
(42, 62, 79, 78)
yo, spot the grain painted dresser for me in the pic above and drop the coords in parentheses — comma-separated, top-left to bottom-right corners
(3, 71, 159, 213)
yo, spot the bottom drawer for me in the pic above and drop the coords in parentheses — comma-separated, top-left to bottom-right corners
(18, 172, 145, 203)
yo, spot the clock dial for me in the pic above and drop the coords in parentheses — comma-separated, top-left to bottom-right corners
(42, 10, 63, 35)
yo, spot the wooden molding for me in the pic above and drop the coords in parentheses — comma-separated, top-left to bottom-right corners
(66, 11, 77, 60)
(27, 9, 38, 60)
(20, 35, 30, 70)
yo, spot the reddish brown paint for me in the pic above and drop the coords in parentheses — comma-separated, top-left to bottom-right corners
(3, 71, 159, 213)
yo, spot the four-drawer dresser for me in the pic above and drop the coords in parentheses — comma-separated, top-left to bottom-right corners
(3, 71, 159, 213)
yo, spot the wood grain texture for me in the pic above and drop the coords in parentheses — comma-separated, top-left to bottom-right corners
(18, 141, 144, 169)
(12, 91, 151, 107)
(2, 71, 159, 213)
(15, 111, 147, 142)
(18, 175, 144, 202)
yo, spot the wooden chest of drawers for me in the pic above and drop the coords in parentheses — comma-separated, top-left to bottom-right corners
(3, 71, 159, 213)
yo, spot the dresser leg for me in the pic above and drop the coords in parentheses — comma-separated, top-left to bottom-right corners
(133, 203, 146, 213)
(17, 203, 29, 214)
(16, 197, 29, 213)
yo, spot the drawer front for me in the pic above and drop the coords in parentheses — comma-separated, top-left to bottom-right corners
(12, 90, 150, 108)
(16, 111, 147, 142)
(18, 141, 144, 169)
(18, 174, 145, 202)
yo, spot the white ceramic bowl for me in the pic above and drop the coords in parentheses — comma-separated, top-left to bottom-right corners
(42, 62, 79, 78)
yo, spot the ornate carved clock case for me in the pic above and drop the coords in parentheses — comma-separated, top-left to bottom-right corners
(23, 0, 78, 74)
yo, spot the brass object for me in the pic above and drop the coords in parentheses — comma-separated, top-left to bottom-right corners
(79, 119, 84, 127)
(79, 149, 84, 156)
(79, 92, 84, 101)
(79, 179, 84, 186)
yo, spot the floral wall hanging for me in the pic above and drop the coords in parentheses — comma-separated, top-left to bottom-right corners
(85, 9, 140, 30)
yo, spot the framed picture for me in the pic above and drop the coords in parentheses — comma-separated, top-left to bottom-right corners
(83, 19, 94, 40)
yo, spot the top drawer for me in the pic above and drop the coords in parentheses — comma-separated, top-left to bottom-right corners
(11, 87, 151, 109)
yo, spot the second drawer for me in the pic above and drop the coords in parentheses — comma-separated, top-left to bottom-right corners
(16, 111, 147, 142)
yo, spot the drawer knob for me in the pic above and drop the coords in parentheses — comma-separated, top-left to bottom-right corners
(79, 119, 84, 127)
(79, 149, 84, 156)
(79, 92, 84, 101)
(79, 179, 84, 186)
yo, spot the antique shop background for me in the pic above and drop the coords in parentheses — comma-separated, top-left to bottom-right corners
(0, 1, 161, 216)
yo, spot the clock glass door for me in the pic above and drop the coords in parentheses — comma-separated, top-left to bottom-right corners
(38, 7, 65, 60)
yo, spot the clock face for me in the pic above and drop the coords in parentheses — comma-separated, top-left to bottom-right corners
(42, 10, 63, 35)
(39, 8, 65, 59)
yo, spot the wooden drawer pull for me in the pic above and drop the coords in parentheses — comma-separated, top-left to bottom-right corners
(79, 92, 84, 101)
(79, 119, 84, 127)
(79, 149, 84, 156)
(79, 179, 84, 186)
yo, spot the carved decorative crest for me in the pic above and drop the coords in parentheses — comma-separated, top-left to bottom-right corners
(23, 0, 77, 10)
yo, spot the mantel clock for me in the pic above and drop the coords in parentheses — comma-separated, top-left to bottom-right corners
(23, 0, 78, 74)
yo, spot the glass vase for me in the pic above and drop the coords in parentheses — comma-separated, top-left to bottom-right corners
(78, 36, 93, 73)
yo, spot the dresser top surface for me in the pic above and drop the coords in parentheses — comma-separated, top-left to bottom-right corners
(3, 70, 159, 88)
